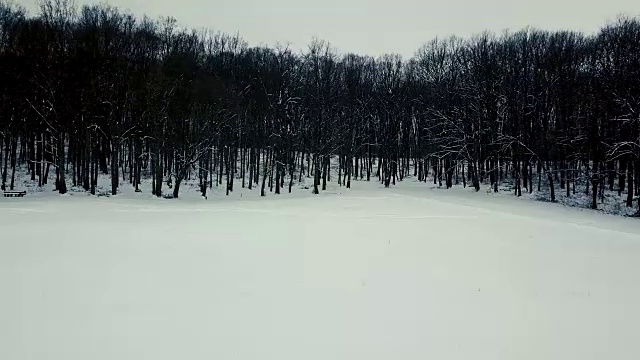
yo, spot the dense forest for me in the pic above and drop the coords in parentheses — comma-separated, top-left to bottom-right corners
(1, 0, 639, 210)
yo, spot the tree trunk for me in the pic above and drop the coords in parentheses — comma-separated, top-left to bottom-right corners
(522, 160, 528, 192)
(91, 144, 97, 195)
(275, 153, 281, 195)
(392, 159, 397, 185)
(299, 151, 304, 182)
(515, 159, 522, 197)
(241, 147, 246, 189)
(255, 149, 260, 185)
(226, 147, 232, 195)
(268, 151, 274, 193)
(0, 137, 3, 188)
(585, 160, 590, 195)
(338, 155, 342, 186)
(560, 160, 565, 190)
(71, 143, 77, 187)
(322, 156, 328, 191)
(607, 161, 615, 191)
(135, 142, 142, 192)
(1, 137, 9, 191)
(289, 151, 295, 193)
(100, 141, 108, 174)
(546, 170, 555, 202)
(537, 161, 541, 192)
(461, 161, 466, 188)
(619, 159, 627, 196)
(446, 159, 453, 189)
(591, 161, 598, 210)
(30, 135, 35, 181)
(83, 135, 90, 191)
(248, 148, 254, 190)
(354, 155, 359, 181)
(55, 135, 67, 194)
(627, 160, 634, 208)
(37, 133, 42, 187)
(566, 164, 571, 198)
(366, 151, 371, 181)
(9, 137, 17, 190)
(313, 154, 320, 194)
(155, 147, 163, 197)
(528, 162, 533, 193)
(472, 161, 480, 191)
(173, 171, 185, 198)
(111, 138, 119, 196)
(229, 147, 236, 193)
(261, 149, 269, 197)
(347, 156, 351, 189)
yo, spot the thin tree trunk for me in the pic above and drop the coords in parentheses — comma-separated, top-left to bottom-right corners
(261, 149, 269, 197)
(9, 137, 17, 190)
(91, 143, 97, 195)
(619, 159, 626, 196)
(627, 160, 634, 208)
(275, 152, 281, 195)
(591, 161, 598, 210)
(1, 137, 9, 191)
(347, 156, 351, 189)
(322, 155, 328, 191)
(289, 151, 295, 193)
(56, 134, 67, 194)
(248, 148, 254, 190)
(111, 138, 119, 196)
(338, 155, 342, 186)
(313, 154, 320, 194)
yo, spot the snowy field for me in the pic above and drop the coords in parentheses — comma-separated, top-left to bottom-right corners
(2, 179, 640, 360)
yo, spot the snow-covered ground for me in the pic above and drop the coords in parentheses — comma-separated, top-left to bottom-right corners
(2, 178, 640, 360)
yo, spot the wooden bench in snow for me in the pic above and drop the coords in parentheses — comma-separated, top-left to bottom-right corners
(3, 191, 27, 198)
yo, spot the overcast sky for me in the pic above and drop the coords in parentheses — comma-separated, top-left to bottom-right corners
(18, 0, 640, 58)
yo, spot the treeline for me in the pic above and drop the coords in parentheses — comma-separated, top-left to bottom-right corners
(1, 0, 639, 209)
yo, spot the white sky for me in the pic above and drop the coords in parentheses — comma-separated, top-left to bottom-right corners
(18, 0, 640, 58)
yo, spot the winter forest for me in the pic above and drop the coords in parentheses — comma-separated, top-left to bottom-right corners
(4, 2, 640, 359)
(1, 0, 640, 212)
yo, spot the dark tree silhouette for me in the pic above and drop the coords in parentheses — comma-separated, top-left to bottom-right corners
(1, 1, 639, 212)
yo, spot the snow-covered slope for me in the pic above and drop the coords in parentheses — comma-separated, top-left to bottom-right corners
(1, 180, 639, 360)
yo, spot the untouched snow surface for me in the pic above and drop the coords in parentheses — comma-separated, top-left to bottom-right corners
(2, 181, 640, 360)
